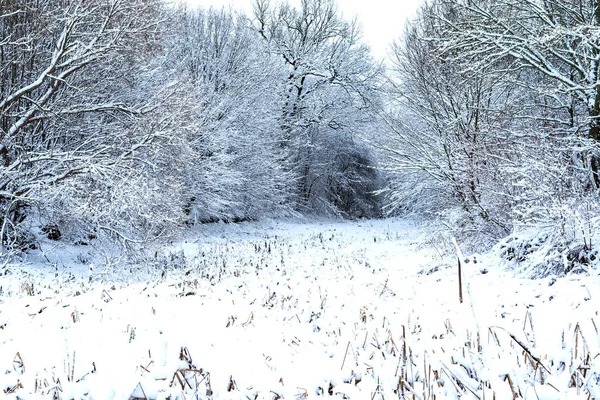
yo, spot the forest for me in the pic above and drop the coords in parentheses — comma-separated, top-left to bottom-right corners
(1, 0, 599, 275)
(3, 1, 600, 398)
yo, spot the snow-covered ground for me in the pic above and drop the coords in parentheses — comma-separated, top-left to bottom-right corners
(1, 218, 599, 399)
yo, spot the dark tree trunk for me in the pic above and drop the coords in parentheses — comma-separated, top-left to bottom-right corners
(589, 114, 600, 189)
(589, 69, 600, 188)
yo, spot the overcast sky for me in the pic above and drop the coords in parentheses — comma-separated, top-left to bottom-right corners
(182, 0, 421, 59)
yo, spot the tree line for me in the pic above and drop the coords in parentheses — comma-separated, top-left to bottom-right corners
(385, 0, 600, 271)
(0, 0, 383, 257)
(1, 0, 598, 274)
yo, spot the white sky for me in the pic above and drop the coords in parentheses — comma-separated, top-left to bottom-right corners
(182, 0, 422, 59)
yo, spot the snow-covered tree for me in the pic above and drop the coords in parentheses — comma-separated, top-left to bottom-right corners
(254, 0, 384, 217)
(435, 0, 600, 189)
(0, 0, 192, 252)
(171, 7, 291, 222)
(383, 3, 521, 238)
(382, 0, 600, 265)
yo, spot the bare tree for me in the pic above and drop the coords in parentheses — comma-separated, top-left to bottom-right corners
(381, 0, 600, 264)
(0, 0, 190, 253)
(435, 0, 600, 188)
(171, 6, 291, 222)
(253, 0, 384, 216)
(383, 3, 522, 236)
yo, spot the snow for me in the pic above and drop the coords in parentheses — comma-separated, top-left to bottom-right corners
(1, 218, 599, 399)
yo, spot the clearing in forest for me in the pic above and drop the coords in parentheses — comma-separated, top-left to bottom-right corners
(1, 219, 598, 399)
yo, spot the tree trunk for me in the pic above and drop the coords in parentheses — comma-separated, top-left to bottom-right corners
(589, 110, 600, 189)
(592, 0, 600, 189)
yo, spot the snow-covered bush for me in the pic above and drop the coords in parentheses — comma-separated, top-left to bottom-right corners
(498, 192, 600, 277)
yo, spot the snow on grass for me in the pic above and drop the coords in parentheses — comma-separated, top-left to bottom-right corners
(1, 218, 599, 399)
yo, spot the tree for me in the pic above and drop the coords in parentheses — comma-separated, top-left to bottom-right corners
(435, 0, 600, 188)
(383, 3, 518, 236)
(171, 6, 291, 222)
(382, 0, 600, 267)
(0, 0, 191, 253)
(253, 0, 384, 217)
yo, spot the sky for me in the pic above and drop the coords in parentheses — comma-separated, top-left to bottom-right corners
(182, 0, 422, 59)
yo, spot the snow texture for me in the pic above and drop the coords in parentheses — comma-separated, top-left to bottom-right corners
(1, 218, 599, 399)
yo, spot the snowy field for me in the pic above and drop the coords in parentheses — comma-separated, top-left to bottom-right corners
(1, 218, 599, 399)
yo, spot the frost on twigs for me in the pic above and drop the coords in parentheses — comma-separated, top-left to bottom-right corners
(498, 228, 599, 278)
(168, 347, 213, 399)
